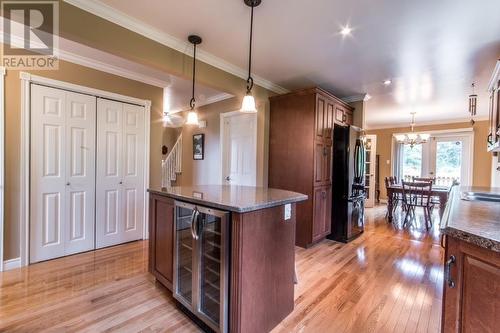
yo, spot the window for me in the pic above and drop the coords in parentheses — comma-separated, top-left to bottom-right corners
(401, 144, 422, 180)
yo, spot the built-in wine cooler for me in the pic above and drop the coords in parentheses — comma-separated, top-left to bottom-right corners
(173, 201, 229, 333)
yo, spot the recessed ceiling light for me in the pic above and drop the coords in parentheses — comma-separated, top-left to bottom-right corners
(340, 25, 352, 37)
(383, 79, 392, 86)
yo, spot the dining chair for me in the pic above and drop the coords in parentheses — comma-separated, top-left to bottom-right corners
(402, 180, 433, 229)
(413, 177, 439, 211)
(385, 177, 404, 215)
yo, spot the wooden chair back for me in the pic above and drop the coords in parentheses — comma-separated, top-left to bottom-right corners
(402, 181, 433, 207)
(413, 176, 435, 184)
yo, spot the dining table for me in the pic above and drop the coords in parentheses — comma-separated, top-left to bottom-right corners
(386, 183, 453, 222)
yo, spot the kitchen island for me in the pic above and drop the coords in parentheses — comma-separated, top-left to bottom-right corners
(440, 186, 500, 332)
(148, 185, 307, 333)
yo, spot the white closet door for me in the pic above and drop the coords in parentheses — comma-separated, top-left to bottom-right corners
(30, 85, 96, 263)
(121, 103, 145, 243)
(96, 100, 145, 248)
(31, 85, 67, 263)
(64, 92, 96, 255)
(96, 99, 123, 248)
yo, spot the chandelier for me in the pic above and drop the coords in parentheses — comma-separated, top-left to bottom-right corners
(395, 112, 430, 148)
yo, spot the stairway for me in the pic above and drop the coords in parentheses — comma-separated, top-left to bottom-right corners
(162, 134, 182, 188)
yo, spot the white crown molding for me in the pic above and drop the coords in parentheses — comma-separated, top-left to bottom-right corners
(2, 257, 21, 271)
(63, 0, 289, 95)
(342, 94, 367, 103)
(59, 49, 170, 88)
(365, 116, 489, 130)
(205, 92, 233, 105)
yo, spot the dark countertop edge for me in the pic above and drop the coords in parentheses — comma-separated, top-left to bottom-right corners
(440, 186, 500, 253)
(147, 188, 308, 213)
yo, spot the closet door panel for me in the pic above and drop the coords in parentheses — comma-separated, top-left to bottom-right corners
(64, 92, 96, 255)
(96, 99, 124, 248)
(30, 85, 67, 263)
(121, 103, 145, 242)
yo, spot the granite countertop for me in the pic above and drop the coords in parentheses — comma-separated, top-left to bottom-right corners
(441, 186, 500, 252)
(148, 185, 308, 213)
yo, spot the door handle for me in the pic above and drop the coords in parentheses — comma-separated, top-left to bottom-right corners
(119, 181, 123, 185)
(445, 255, 456, 288)
(66, 182, 70, 186)
(225, 176, 231, 181)
(190, 208, 199, 240)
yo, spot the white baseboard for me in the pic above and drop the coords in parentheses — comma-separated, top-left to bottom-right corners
(3, 257, 21, 271)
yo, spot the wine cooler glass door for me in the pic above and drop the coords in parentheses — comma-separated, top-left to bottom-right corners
(196, 207, 229, 333)
(174, 204, 196, 308)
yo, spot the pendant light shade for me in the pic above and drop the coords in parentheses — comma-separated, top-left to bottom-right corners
(186, 35, 202, 126)
(241, 94, 257, 113)
(186, 110, 199, 125)
(240, 0, 261, 113)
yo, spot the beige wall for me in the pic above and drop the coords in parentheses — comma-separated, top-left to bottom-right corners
(366, 120, 491, 199)
(178, 97, 269, 187)
(2, 2, 277, 261)
(3, 60, 169, 260)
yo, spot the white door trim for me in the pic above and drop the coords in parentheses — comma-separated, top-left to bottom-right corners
(219, 111, 258, 186)
(0, 67, 5, 271)
(19, 72, 151, 267)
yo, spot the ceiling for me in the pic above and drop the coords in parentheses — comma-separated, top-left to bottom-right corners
(87, 0, 499, 128)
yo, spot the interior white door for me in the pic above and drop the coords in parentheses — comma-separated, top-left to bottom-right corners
(364, 135, 377, 208)
(64, 92, 96, 255)
(30, 85, 96, 263)
(221, 112, 257, 186)
(96, 99, 145, 248)
(121, 103, 145, 243)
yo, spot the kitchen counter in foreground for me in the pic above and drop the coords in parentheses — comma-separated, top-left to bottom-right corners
(440, 186, 500, 332)
(147, 185, 307, 333)
(441, 186, 500, 252)
(148, 185, 308, 213)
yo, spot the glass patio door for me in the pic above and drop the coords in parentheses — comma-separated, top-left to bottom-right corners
(428, 136, 472, 186)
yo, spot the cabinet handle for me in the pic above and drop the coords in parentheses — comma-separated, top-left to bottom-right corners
(323, 147, 328, 156)
(190, 208, 199, 240)
(487, 133, 493, 145)
(322, 190, 327, 199)
(445, 255, 456, 288)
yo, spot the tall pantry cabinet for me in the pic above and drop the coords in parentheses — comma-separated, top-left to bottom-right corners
(269, 87, 354, 248)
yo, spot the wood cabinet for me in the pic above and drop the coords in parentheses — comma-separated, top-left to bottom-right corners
(149, 193, 175, 291)
(487, 60, 500, 152)
(269, 87, 354, 247)
(441, 235, 500, 332)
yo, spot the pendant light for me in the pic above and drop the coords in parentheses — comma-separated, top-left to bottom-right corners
(395, 112, 430, 148)
(240, 0, 261, 113)
(186, 35, 202, 125)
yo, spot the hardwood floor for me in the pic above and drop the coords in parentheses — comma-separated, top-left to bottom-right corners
(0, 205, 443, 332)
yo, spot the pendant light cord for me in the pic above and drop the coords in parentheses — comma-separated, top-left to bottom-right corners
(246, 5, 254, 94)
(190, 43, 197, 109)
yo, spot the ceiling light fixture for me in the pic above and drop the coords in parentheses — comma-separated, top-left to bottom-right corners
(240, 0, 261, 113)
(186, 35, 202, 125)
(383, 79, 392, 86)
(340, 25, 352, 37)
(395, 112, 430, 148)
(468, 82, 477, 126)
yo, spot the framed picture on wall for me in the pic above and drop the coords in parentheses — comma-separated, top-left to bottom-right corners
(193, 134, 204, 160)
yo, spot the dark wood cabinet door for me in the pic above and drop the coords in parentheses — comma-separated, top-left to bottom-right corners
(442, 236, 500, 333)
(335, 106, 345, 124)
(325, 102, 334, 140)
(312, 186, 331, 241)
(345, 110, 353, 126)
(314, 142, 332, 185)
(149, 194, 175, 291)
(315, 96, 326, 140)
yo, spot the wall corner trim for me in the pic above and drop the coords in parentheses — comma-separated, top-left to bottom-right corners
(0, 67, 4, 271)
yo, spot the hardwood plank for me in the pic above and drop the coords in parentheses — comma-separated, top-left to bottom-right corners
(0, 205, 443, 333)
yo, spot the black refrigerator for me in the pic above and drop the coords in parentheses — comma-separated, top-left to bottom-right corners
(327, 124, 366, 242)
